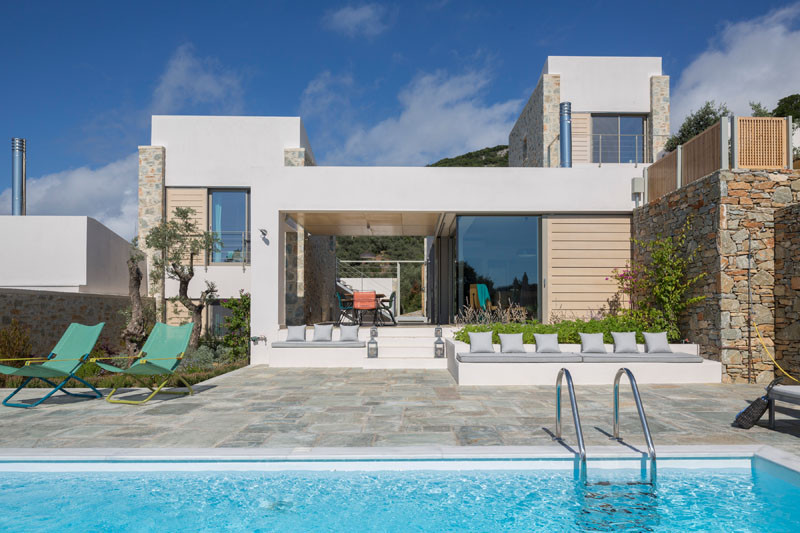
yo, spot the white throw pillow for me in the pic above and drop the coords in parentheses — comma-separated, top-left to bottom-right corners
(611, 332, 639, 353)
(286, 325, 306, 342)
(643, 331, 672, 353)
(339, 325, 359, 342)
(579, 332, 606, 353)
(312, 324, 334, 342)
(499, 333, 525, 353)
(468, 332, 495, 353)
(534, 333, 561, 353)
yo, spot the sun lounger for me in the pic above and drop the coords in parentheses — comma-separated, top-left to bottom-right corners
(767, 384, 800, 429)
(95, 322, 193, 405)
(0, 322, 104, 408)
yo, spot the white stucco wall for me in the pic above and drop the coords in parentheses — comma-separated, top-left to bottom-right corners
(248, 164, 639, 363)
(164, 265, 251, 300)
(151, 115, 308, 187)
(0, 216, 135, 295)
(544, 56, 662, 114)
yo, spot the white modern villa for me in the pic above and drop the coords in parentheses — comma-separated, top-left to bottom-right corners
(133, 56, 673, 367)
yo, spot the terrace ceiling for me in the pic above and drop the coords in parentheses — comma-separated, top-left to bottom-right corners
(287, 211, 440, 236)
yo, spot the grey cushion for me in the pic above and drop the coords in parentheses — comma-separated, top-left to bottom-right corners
(312, 324, 334, 342)
(271, 341, 366, 348)
(579, 332, 606, 353)
(339, 325, 359, 342)
(769, 385, 800, 404)
(499, 333, 525, 353)
(286, 325, 306, 342)
(457, 353, 581, 363)
(612, 332, 639, 353)
(468, 332, 495, 353)
(643, 332, 671, 353)
(581, 352, 702, 363)
(534, 333, 561, 353)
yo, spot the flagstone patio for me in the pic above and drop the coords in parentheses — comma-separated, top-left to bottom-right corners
(1, 366, 799, 454)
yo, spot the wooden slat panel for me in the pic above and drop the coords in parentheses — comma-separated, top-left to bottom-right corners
(682, 120, 720, 184)
(737, 117, 787, 169)
(166, 187, 208, 264)
(545, 215, 631, 321)
(647, 149, 677, 202)
(551, 249, 631, 259)
(571, 113, 591, 164)
(551, 240, 632, 250)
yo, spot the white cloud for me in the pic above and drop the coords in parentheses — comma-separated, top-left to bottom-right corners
(0, 44, 245, 241)
(319, 70, 521, 165)
(0, 153, 139, 239)
(151, 43, 244, 114)
(323, 4, 390, 38)
(672, 4, 800, 128)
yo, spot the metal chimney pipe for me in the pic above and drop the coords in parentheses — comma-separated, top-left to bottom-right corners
(559, 102, 572, 168)
(11, 138, 26, 215)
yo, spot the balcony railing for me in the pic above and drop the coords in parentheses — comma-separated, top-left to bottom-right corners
(210, 230, 250, 265)
(645, 116, 794, 203)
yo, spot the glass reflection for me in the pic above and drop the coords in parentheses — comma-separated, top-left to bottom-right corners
(456, 216, 540, 319)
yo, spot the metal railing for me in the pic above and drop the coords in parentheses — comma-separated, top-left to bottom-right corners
(613, 368, 657, 480)
(336, 259, 426, 318)
(210, 231, 250, 266)
(545, 133, 672, 167)
(554, 368, 587, 467)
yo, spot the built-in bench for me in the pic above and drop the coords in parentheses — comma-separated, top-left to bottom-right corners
(446, 340, 722, 385)
(269, 328, 368, 367)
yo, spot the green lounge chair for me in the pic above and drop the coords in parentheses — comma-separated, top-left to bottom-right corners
(0, 322, 104, 408)
(95, 322, 193, 405)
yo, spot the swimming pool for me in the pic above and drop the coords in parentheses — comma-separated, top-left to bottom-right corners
(0, 449, 798, 532)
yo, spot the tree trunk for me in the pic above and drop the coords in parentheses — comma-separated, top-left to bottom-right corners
(122, 255, 147, 365)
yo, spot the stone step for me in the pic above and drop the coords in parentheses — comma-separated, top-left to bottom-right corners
(371, 345, 441, 358)
(362, 357, 448, 369)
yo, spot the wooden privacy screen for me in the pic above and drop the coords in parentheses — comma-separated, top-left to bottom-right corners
(646, 149, 677, 203)
(165, 187, 208, 264)
(737, 117, 787, 170)
(682, 121, 721, 185)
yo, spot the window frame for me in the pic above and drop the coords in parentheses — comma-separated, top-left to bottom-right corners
(591, 114, 647, 164)
(207, 188, 251, 266)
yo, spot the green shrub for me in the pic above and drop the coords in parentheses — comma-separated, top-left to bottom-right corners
(180, 345, 215, 370)
(454, 310, 673, 345)
(221, 290, 250, 360)
(0, 320, 33, 367)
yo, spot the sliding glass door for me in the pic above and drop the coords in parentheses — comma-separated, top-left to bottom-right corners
(456, 216, 540, 320)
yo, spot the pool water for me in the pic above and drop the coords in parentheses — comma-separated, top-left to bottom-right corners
(0, 460, 798, 532)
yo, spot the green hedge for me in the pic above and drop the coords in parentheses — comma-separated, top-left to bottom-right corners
(0, 360, 248, 390)
(453, 313, 674, 345)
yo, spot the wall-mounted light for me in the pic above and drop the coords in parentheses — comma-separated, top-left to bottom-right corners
(259, 228, 268, 238)
(250, 335, 267, 345)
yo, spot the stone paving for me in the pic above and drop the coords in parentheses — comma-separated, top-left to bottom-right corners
(1, 366, 799, 455)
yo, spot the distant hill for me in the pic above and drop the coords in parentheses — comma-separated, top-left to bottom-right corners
(428, 145, 509, 167)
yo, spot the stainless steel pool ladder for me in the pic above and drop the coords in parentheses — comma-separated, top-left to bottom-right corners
(554, 368, 586, 465)
(612, 368, 656, 464)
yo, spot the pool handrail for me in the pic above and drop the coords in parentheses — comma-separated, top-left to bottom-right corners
(554, 368, 586, 464)
(613, 367, 656, 462)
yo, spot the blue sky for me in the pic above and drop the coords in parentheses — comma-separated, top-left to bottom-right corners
(1, 1, 799, 238)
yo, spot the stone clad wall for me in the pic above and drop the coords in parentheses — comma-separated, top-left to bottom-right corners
(775, 202, 800, 377)
(509, 74, 560, 167)
(304, 235, 336, 324)
(634, 169, 800, 383)
(0, 289, 150, 355)
(648, 76, 670, 159)
(138, 146, 166, 321)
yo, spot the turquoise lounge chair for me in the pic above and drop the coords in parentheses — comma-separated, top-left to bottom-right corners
(0, 322, 105, 408)
(95, 322, 193, 405)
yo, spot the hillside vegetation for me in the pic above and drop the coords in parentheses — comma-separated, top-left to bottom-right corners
(428, 145, 509, 167)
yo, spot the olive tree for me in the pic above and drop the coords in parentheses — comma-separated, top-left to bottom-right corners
(145, 207, 218, 349)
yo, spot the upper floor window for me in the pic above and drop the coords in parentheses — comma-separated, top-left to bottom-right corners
(210, 189, 250, 263)
(592, 115, 646, 164)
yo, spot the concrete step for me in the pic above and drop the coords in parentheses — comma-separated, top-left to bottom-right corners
(372, 345, 440, 358)
(362, 336, 441, 347)
(362, 357, 447, 369)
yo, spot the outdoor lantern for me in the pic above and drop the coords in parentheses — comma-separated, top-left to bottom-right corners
(434, 337, 445, 358)
(434, 325, 443, 338)
(250, 335, 267, 345)
(370, 326, 378, 339)
(367, 337, 379, 358)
